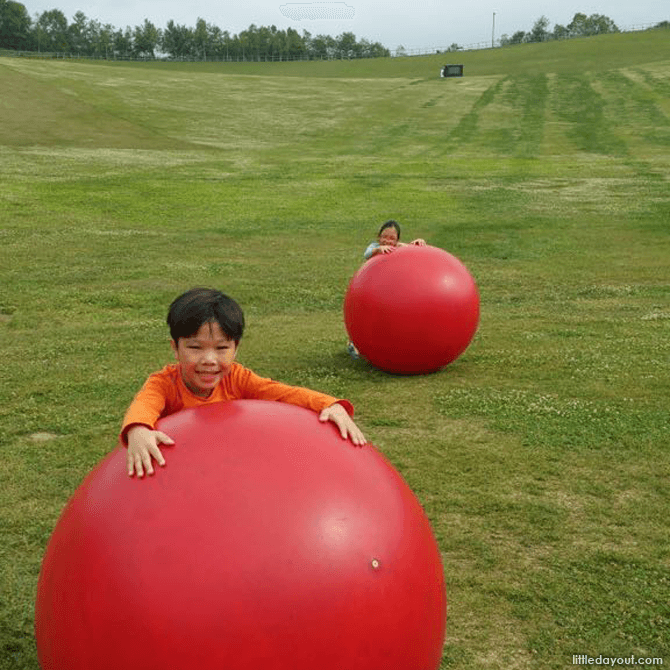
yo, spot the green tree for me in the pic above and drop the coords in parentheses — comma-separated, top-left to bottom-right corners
(335, 31, 358, 58)
(507, 30, 527, 45)
(568, 12, 618, 37)
(255, 24, 272, 59)
(219, 29, 235, 60)
(193, 17, 212, 59)
(0, 0, 32, 50)
(68, 10, 88, 54)
(35, 8, 68, 52)
(209, 27, 231, 60)
(83, 16, 112, 57)
(587, 14, 619, 35)
(356, 37, 386, 58)
(285, 27, 304, 59)
(238, 23, 259, 59)
(552, 23, 570, 40)
(86, 17, 102, 55)
(6, 11, 392, 61)
(265, 25, 281, 60)
(528, 16, 550, 43)
(309, 33, 335, 59)
(96, 22, 115, 58)
(113, 26, 132, 58)
(132, 18, 160, 57)
(162, 19, 193, 58)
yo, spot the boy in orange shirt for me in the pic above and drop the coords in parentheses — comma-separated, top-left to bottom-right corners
(122, 287, 366, 477)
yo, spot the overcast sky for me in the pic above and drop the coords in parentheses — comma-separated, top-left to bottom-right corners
(23, 0, 669, 51)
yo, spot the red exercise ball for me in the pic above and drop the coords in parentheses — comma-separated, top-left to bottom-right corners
(35, 400, 446, 670)
(344, 244, 479, 374)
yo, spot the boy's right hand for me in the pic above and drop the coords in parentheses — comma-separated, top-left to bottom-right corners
(126, 425, 174, 477)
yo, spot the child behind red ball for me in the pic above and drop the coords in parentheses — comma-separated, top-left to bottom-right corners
(122, 287, 366, 477)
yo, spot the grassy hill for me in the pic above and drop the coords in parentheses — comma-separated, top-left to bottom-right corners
(2, 28, 670, 159)
(1, 28, 669, 670)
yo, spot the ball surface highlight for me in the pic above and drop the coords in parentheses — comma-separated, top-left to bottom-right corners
(344, 244, 479, 374)
(35, 400, 446, 670)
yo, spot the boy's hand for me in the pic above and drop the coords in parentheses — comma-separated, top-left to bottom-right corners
(319, 403, 366, 447)
(126, 425, 174, 477)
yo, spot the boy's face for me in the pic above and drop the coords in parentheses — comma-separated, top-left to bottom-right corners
(170, 321, 237, 398)
(379, 227, 399, 246)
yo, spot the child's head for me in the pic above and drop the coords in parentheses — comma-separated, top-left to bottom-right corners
(378, 220, 401, 246)
(167, 287, 245, 345)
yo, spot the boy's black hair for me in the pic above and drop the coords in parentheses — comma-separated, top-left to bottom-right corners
(378, 219, 401, 240)
(167, 287, 245, 344)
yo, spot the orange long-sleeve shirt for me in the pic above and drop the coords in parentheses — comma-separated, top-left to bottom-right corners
(120, 363, 354, 443)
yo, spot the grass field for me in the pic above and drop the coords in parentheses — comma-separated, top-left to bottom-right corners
(1, 28, 670, 670)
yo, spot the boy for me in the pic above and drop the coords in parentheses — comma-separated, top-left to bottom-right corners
(122, 287, 366, 477)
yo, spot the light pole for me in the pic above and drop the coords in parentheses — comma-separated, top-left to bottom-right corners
(492, 12, 496, 48)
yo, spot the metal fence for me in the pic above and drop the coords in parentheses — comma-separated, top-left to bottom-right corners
(391, 22, 666, 57)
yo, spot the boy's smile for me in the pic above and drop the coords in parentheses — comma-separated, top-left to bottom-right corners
(171, 321, 237, 398)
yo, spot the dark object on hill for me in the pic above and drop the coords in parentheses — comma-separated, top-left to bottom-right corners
(441, 64, 464, 77)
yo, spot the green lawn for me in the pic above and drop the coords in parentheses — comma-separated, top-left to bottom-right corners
(1, 28, 669, 669)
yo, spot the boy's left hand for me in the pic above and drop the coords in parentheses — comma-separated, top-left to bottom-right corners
(319, 403, 366, 447)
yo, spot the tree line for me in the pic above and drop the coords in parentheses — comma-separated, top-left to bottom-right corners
(0, 0, 390, 60)
(1, 2, 668, 60)
(498, 12, 667, 46)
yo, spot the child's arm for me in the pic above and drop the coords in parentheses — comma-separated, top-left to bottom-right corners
(126, 425, 174, 477)
(397, 239, 426, 248)
(232, 366, 365, 446)
(120, 367, 177, 477)
(319, 403, 366, 447)
(364, 242, 395, 259)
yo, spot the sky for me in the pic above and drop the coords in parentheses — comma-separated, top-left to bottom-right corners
(23, 0, 669, 52)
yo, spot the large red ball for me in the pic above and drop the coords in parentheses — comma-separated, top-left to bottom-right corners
(35, 401, 446, 670)
(344, 245, 480, 374)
